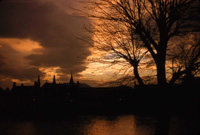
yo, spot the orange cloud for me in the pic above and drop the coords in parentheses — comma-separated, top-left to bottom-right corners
(0, 38, 43, 54)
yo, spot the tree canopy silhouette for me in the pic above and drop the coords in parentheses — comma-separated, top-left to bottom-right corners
(83, 0, 200, 86)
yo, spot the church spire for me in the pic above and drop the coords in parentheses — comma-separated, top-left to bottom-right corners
(69, 72, 74, 86)
(53, 75, 56, 84)
(37, 75, 41, 87)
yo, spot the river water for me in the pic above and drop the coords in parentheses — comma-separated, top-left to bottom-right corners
(0, 114, 199, 135)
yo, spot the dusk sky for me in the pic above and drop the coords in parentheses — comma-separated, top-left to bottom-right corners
(0, 0, 114, 89)
(1, 0, 199, 89)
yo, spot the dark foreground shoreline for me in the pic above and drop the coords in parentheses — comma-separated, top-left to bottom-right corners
(0, 84, 200, 135)
(1, 84, 200, 117)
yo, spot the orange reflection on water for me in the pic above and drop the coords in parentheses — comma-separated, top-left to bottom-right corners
(84, 115, 137, 135)
(1, 115, 155, 135)
(9, 122, 37, 135)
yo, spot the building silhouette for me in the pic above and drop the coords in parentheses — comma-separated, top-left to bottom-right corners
(10, 74, 81, 104)
(4, 73, 133, 113)
(0, 73, 199, 120)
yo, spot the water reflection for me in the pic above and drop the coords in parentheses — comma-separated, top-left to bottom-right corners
(1, 121, 37, 135)
(84, 115, 137, 135)
(0, 115, 155, 135)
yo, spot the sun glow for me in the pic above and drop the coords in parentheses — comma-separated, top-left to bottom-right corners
(80, 46, 132, 84)
(39, 66, 62, 82)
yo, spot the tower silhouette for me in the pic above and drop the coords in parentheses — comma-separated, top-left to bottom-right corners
(69, 72, 74, 86)
(34, 76, 41, 88)
(37, 75, 41, 87)
(53, 75, 56, 84)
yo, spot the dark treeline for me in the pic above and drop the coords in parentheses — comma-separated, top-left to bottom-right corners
(0, 79, 199, 119)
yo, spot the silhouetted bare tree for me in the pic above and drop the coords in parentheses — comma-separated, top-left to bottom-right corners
(85, 19, 148, 85)
(168, 33, 200, 84)
(83, 0, 199, 86)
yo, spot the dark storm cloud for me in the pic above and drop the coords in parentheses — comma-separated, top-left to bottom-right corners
(0, 0, 91, 86)
(0, 42, 44, 81)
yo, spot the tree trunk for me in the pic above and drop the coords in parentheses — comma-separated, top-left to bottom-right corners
(155, 52, 167, 86)
(132, 61, 144, 86)
(155, 19, 168, 86)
